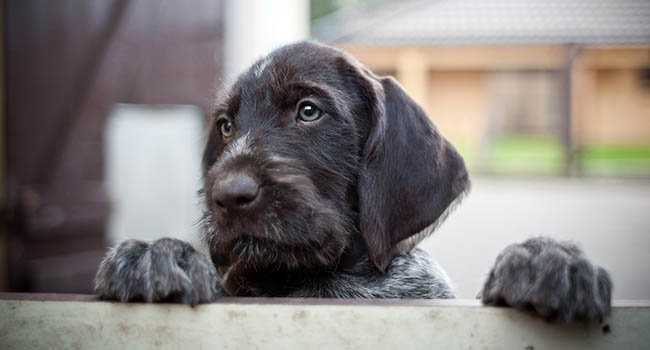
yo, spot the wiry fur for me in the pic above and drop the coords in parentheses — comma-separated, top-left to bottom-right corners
(480, 237, 612, 322)
(94, 41, 612, 322)
(287, 249, 453, 299)
(95, 238, 222, 305)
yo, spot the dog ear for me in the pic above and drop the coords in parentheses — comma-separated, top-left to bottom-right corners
(353, 67, 470, 272)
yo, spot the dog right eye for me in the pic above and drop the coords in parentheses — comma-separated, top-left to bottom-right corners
(219, 118, 233, 138)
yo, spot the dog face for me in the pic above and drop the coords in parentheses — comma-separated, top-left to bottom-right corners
(201, 41, 469, 295)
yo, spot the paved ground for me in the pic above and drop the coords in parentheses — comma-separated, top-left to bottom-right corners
(419, 176, 650, 300)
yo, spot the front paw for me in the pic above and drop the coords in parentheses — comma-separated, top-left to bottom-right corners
(94, 238, 221, 305)
(481, 237, 612, 322)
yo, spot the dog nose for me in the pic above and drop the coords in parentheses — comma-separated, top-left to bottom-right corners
(212, 172, 261, 211)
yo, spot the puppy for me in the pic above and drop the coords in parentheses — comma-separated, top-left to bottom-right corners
(95, 41, 611, 322)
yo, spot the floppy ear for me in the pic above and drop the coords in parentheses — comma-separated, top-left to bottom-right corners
(357, 73, 470, 272)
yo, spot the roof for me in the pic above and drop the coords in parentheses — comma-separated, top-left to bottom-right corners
(312, 0, 650, 46)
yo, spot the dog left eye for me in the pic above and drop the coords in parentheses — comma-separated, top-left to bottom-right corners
(220, 119, 233, 138)
(298, 102, 322, 122)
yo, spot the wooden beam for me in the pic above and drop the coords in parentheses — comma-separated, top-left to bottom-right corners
(336, 45, 650, 72)
(1, 294, 648, 349)
(580, 46, 650, 69)
(338, 45, 565, 71)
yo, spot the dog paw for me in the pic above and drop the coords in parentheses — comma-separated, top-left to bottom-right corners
(94, 238, 222, 305)
(480, 237, 612, 322)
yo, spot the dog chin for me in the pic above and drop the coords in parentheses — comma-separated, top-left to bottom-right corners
(205, 213, 349, 271)
(226, 235, 345, 270)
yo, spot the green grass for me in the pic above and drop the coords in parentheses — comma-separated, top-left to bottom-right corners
(583, 144, 650, 160)
(457, 135, 650, 177)
(489, 135, 564, 175)
(582, 144, 650, 176)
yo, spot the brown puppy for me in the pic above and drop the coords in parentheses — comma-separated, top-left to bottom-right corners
(95, 41, 611, 322)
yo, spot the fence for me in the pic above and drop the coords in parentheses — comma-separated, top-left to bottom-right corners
(1, 293, 648, 349)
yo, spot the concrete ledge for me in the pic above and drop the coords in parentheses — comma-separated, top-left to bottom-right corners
(1, 293, 648, 349)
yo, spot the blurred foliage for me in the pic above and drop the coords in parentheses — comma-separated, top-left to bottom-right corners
(310, 0, 377, 20)
(310, 0, 340, 20)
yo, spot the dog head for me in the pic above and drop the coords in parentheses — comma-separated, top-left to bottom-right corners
(201, 41, 469, 294)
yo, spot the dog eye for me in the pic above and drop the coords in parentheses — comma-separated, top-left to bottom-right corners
(298, 102, 322, 122)
(220, 119, 233, 138)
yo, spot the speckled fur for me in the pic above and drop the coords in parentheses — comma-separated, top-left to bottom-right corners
(287, 248, 454, 299)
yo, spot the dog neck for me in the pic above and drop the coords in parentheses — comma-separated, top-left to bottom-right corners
(337, 232, 367, 270)
(217, 262, 328, 297)
(215, 234, 369, 297)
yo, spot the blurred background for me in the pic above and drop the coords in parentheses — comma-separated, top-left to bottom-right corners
(1, 0, 648, 300)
